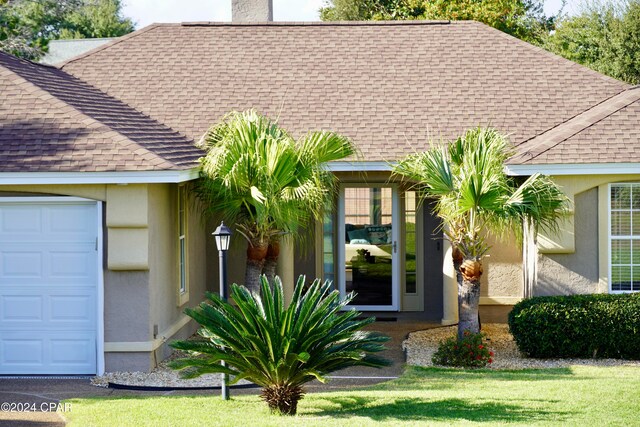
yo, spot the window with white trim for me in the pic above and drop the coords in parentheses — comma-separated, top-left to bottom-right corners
(610, 184, 640, 292)
(178, 185, 187, 295)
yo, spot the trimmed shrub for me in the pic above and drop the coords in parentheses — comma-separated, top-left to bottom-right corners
(508, 293, 640, 359)
(432, 331, 494, 368)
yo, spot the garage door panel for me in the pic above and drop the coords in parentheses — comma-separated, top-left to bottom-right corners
(0, 200, 98, 374)
(48, 205, 95, 234)
(2, 295, 43, 322)
(49, 248, 96, 280)
(1, 244, 95, 285)
(1, 289, 95, 329)
(1, 338, 43, 365)
(1, 332, 96, 374)
(50, 295, 94, 323)
(0, 251, 43, 279)
(0, 208, 42, 234)
(51, 336, 95, 365)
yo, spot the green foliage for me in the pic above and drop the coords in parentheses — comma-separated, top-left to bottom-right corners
(0, 0, 134, 60)
(320, 0, 555, 43)
(508, 293, 640, 359)
(392, 127, 569, 261)
(195, 109, 356, 249)
(170, 275, 389, 415)
(59, 0, 136, 39)
(544, 0, 640, 84)
(432, 331, 494, 367)
(393, 127, 568, 338)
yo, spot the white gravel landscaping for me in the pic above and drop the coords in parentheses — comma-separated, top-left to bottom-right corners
(91, 352, 252, 388)
(93, 323, 640, 388)
(403, 323, 640, 369)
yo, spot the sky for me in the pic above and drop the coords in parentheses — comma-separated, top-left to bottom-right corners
(122, 0, 577, 29)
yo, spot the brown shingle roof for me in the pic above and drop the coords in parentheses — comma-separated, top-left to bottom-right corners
(510, 86, 640, 164)
(60, 21, 630, 163)
(0, 51, 201, 172)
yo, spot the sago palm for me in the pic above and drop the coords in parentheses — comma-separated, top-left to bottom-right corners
(169, 275, 390, 415)
(393, 127, 568, 340)
(195, 110, 356, 292)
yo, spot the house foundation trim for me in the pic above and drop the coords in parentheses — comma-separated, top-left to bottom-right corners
(479, 297, 521, 305)
(104, 315, 192, 352)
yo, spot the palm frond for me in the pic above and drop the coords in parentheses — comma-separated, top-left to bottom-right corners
(194, 110, 357, 249)
(170, 275, 390, 389)
(392, 126, 569, 259)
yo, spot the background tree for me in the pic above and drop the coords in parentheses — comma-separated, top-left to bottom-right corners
(0, 0, 134, 61)
(393, 128, 568, 340)
(320, 0, 555, 43)
(196, 110, 357, 293)
(543, 0, 640, 84)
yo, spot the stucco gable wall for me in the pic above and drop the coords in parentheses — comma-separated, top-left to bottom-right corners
(537, 188, 600, 295)
(536, 174, 640, 296)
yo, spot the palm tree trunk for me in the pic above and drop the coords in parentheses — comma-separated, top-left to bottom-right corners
(457, 258, 483, 340)
(457, 278, 481, 340)
(245, 243, 268, 294)
(262, 241, 280, 285)
(261, 385, 304, 415)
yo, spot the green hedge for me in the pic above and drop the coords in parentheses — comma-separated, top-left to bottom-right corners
(508, 293, 640, 359)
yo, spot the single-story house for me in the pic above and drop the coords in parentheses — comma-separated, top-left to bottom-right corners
(1, 0, 638, 375)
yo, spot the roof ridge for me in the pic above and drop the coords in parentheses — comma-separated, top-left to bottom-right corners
(58, 24, 161, 68)
(179, 20, 451, 27)
(0, 54, 183, 170)
(49, 37, 114, 43)
(0, 50, 59, 70)
(509, 86, 640, 164)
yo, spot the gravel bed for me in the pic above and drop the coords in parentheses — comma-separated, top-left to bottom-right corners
(403, 323, 640, 369)
(94, 323, 639, 388)
(92, 351, 251, 388)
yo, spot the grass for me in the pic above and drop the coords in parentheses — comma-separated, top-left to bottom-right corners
(63, 365, 640, 426)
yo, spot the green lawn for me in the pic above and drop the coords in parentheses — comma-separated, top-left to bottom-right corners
(63, 365, 640, 426)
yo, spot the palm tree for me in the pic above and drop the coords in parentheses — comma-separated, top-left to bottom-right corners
(393, 127, 568, 340)
(195, 110, 357, 293)
(170, 275, 390, 415)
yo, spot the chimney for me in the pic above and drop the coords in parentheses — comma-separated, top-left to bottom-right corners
(232, 0, 273, 22)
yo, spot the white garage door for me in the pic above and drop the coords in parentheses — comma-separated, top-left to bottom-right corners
(0, 198, 99, 375)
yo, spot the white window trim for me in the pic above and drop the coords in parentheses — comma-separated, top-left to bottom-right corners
(608, 183, 640, 294)
(177, 185, 189, 305)
(337, 183, 400, 311)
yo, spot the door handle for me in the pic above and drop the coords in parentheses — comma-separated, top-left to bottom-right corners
(393, 241, 397, 253)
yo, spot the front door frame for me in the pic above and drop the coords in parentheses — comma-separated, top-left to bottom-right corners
(337, 184, 400, 311)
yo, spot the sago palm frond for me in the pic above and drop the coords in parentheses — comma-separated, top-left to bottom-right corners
(170, 275, 390, 415)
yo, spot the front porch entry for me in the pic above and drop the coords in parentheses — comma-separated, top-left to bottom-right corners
(323, 185, 437, 312)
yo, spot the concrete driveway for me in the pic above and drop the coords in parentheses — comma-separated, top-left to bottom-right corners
(0, 319, 437, 426)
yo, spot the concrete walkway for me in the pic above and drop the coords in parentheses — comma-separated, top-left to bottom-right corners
(0, 319, 438, 426)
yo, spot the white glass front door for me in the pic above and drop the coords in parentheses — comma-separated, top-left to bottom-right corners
(337, 185, 399, 311)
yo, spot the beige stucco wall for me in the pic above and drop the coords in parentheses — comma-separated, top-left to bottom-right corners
(481, 232, 523, 299)
(147, 184, 207, 362)
(537, 188, 600, 295)
(535, 174, 640, 296)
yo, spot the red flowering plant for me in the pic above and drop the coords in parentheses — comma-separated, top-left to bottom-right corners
(432, 330, 494, 368)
